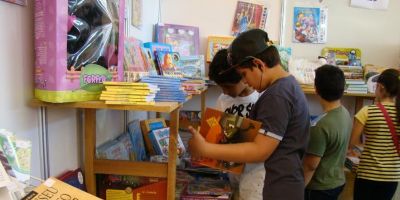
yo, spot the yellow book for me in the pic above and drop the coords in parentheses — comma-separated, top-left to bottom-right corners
(102, 90, 155, 95)
(105, 101, 156, 105)
(103, 81, 150, 86)
(22, 177, 101, 200)
(101, 93, 155, 98)
(100, 96, 154, 102)
(105, 85, 158, 90)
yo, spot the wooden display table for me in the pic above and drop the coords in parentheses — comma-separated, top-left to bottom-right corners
(31, 88, 208, 200)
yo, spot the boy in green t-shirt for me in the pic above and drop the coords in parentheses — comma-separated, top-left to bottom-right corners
(303, 64, 352, 200)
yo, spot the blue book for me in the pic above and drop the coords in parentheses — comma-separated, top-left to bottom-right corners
(127, 120, 147, 161)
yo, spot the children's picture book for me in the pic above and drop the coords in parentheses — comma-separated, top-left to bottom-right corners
(57, 168, 86, 191)
(148, 127, 186, 157)
(142, 47, 159, 75)
(140, 118, 167, 156)
(127, 120, 147, 161)
(21, 177, 101, 200)
(0, 130, 31, 182)
(180, 55, 205, 78)
(179, 110, 202, 131)
(231, 1, 266, 36)
(124, 37, 149, 82)
(154, 51, 182, 77)
(155, 23, 200, 56)
(206, 36, 234, 62)
(194, 108, 262, 174)
(275, 45, 292, 72)
(293, 6, 328, 43)
(321, 47, 361, 66)
(96, 137, 130, 161)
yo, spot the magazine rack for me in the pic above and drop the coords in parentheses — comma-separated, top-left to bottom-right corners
(31, 89, 208, 200)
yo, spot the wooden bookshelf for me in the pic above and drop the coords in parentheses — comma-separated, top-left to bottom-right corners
(301, 85, 375, 112)
(31, 88, 208, 200)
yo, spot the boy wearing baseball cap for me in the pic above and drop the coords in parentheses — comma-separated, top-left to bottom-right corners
(188, 29, 310, 200)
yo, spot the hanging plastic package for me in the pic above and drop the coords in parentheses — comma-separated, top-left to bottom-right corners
(34, 0, 125, 103)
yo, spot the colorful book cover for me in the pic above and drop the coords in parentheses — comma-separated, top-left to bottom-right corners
(140, 118, 167, 156)
(321, 47, 362, 66)
(142, 47, 159, 75)
(206, 36, 234, 62)
(0, 129, 31, 182)
(180, 55, 205, 78)
(154, 51, 182, 77)
(231, 1, 265, 36)
(180, 110, 202, 131)
(127, 120, 147, 161)
(143, 42, 173, 61)
(57, 168, 86, 191)
(293, 6, 328, 44)
(275, 45, 292, 72)
(194, 108, 262, 174)
(148, 128, 186, 157)
(186, 179, 231, 196)
(22, 177, 101, 200)
(155, 23, 200, 56)
(123, 38, 149, 82)
(96, 138, 130, 160)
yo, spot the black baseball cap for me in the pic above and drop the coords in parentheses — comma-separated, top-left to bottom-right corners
(228, 29, 270, 66)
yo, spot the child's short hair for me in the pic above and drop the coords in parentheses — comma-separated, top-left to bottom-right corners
(314, 65, 345, 101)
(208, 49, 242, 84)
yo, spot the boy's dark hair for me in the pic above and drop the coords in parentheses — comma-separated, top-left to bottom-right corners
(208, 49, 242, 84)
(228, 29, 281, 69)
(376, 68, 400, 122)
(314, 65, 345, 101)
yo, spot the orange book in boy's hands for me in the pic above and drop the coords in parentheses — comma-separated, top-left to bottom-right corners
(193, 108, 262, 174)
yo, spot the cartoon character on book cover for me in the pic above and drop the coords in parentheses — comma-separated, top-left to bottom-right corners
(196, 108, 261, 174)
(231, 1, 265, 36)
(156, 24, 200, 56)
(293, 7, 328, 43)
(155, 51, 182, 77)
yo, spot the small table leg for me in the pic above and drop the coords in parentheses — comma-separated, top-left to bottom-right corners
(84, 109, 97, 195)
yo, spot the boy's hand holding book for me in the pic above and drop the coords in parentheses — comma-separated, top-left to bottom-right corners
(188, 126, 207, 159)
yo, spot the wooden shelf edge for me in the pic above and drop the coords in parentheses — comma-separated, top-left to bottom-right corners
(93, 159, 168, 178)
(301, 88, 375, 98)
(30, 99, 180, 113)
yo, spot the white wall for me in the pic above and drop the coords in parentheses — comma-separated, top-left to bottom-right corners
(0, 1, 41, 180)
(281, 0, 400, 67)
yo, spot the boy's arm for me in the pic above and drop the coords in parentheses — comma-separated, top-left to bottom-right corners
(188, 126, 279, 163)
(303, 154, 321, 186)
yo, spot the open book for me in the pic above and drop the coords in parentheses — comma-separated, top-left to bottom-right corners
(193, 108, 262, 174)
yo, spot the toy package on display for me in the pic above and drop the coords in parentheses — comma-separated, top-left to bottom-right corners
(34, 0, 125, 103)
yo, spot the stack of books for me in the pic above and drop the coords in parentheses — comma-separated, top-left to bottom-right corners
(140, 76, 188, 102)
(338, 65, 368, 94)
(100, 82, 158, 105)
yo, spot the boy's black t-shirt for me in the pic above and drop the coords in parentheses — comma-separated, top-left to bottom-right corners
(250, 75, 310, 200)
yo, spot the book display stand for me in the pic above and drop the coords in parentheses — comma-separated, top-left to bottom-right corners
(30, 89, 208, 200)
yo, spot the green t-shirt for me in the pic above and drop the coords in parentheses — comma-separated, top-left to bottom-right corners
(306, 106, 352, 190)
